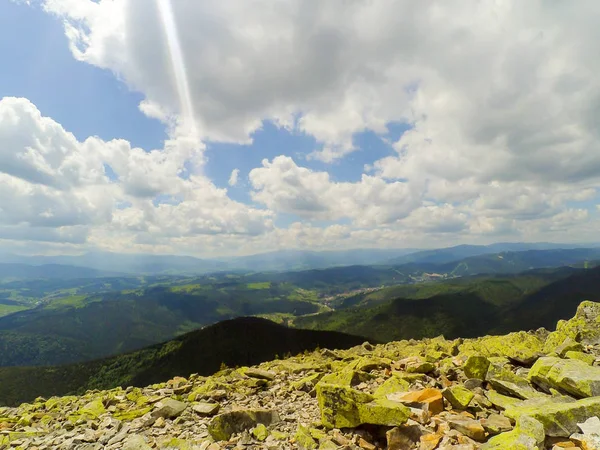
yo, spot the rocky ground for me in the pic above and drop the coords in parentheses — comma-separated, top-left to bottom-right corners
(3, 301, 600, 449)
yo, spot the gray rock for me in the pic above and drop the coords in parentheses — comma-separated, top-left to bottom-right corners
(529, 356, 600, 397)
(208, 409, 280, 441)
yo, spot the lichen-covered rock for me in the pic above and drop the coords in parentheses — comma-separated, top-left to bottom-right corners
(463, 355, 490, 380)
(251, 423, 269, 441)
(151, 398, 187, 419)
(373, 375, 410, 398)
(294, 424, 318, 449)
(318, 370, 372, 387)
(565, 350, 596, 365)
(316, 383, 409, 428)
(460, 331, 544, 365)
(529, 356, 600, 397)
(208, 408, 280, 441)
(544, 301, 600, 353)
(504, 396, 600, 437)
(486, 362, 545, 400)
(447, 415, 486, 441)
(442, 385, 474, 409)
(482, 415, 545, 449)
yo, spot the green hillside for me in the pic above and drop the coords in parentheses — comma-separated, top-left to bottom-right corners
(0, 317, 366, 406)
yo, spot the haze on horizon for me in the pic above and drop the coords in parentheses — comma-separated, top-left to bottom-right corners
(1, 1, 600, 258)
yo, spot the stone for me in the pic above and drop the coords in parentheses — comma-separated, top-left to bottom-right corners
(192, 402, 220, 416)
(529, 356, 600, 397)
(463, 355, 490, 380)
(151, 399, 187, 419)
(319, 370, 372, 387)
(442, 385, 475, 410)
(317, 383, 410, 428)
(485, 390, 522, 410)
(244, 368, 276, 381)
(294, 425, 317, 449)
(78, 399, 106, 420)
(482, 415, 545, 450)
(122, 435, 152, 450)
(419, 433, 443, 450)
(373, 375, 410, 397)
(544, 301, 600, 352)
(208, 408, 280, 441)
(505, 396, 600, 437)
(486, 363, 545, 400)
(447, 416, 486, 442)
(387, 388, 444, 415)
(555, 337, 585, 357)
(463, 378, 483, 391)
(252, 423, 269, 441)
(459, 332, 544, 365)
(565, 350, 596, 365)
(480, 413, 513, 435)
(386, 425, 423, 450)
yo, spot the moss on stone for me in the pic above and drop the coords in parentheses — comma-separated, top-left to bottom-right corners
(482, 415, 544, 450)
(463, 355, 490, 380)
(442, 385, 474, 409)
(294, 425, 318, 449)
(252, 423, 269, 441)
(373, 375, 410, 398)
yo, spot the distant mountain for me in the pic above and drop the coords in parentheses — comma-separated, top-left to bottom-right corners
(386, 242, 597, 265)
(222, 248, 418, 272)
(293, 266, 600, 343)
(0, 317, 366, 406)
(0, 252, 227, 275)
(0, 263, 122, 281)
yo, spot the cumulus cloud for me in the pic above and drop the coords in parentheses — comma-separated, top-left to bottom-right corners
(249, 156, 421, 226)
(0, 97, 272, 249)
(5, 0, 600, 254)
(228, 169, 240, 187)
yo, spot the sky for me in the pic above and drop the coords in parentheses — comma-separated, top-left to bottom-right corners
(1, 0, 599, 257)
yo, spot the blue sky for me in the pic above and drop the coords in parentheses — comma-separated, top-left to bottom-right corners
(0, 0, 406, 198)
(0, 1, 598, 256)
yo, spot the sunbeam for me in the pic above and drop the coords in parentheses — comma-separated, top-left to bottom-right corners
(156, 0, 198, 139)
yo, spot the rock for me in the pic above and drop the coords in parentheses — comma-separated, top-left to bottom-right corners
(358, 437, 377, 450)
(122, 434, 152, 450)
(442, 385, 474, 410)
(386, 425, 424, 449)
(546, 302, 600, 352)
(480, 413, 513, 435)
(294, 425, 317, 449)
(404, 358, 436, 374)
(387, 388, 444, 415)
(419, 433, 443, 450)
(292, 373, 325, 392)
(319, 370, 372, 387)
(316, 383, 410, 428)
(463, 378, 483, 391)
(244, 368, 276, 380)
(78, 399, 106, 420)
(373, 375, 410, 397)
(460, 332, 544, 365)
(565, 350, 596, 365)
(486, 363, 545, 400)
(485, 390, 523, 410)
(482, 415, 545, 450)
(192, 402, 220, 416)
(504, 396, 600, 437)
(463, 355, 490, 380)
(555, 337, 585, 357)
(252, 423, 269, 441)
(529, 356, 600, 397)
(447, 416, 486, 442)
(151, 398, 187, 419)
(208, 408, 280, 441)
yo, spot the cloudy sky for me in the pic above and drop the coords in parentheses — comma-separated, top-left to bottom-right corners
(1, 0, 599, 257)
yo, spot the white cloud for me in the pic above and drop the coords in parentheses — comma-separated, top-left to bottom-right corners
(249, 156, 421, 226)
(4, 1, 600, 254)
(228, 168, 240, 187)
(0, 97, 272, 250)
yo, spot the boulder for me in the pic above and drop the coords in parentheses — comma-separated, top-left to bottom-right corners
(529, 356, 600, 397)
(544, 301, 600, 353)
(442, 385, 474, 410)
(243, 368, 276, 381)
(482, 415, 545, 449)
(504, 396, 600, 437)
(208, 408, 280, 441)
(463, 355, 490, 380)
(387, 388, 444, 415)
(151, 399, 187, 419)
(459, 332, 544, 365)
(316, 383, 410, 428)
(486, 363, 545, 400)
(447, 416, 486, 441)
(192, 402, 220, 416)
